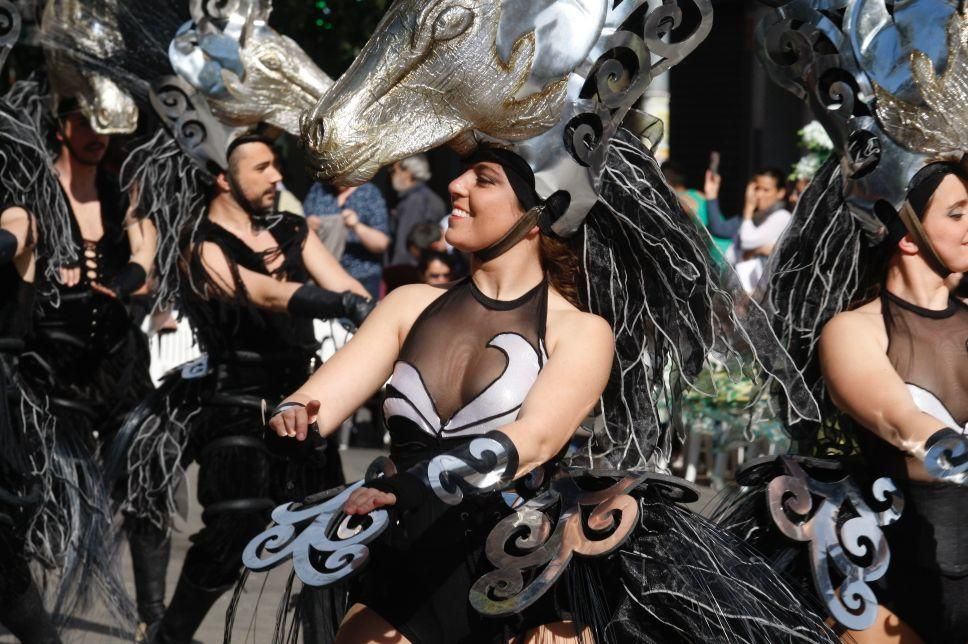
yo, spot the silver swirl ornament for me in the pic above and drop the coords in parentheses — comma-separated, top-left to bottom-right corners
(766, 457, 903, 631)
(427, 435, 518, 505)
(469, 470, 646, 616)
(242, 479, 390, 587)
(149, 75, 240, 174)
(922, 431, 968, 484)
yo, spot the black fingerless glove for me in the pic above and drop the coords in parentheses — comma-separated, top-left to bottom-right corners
(364, 430, 519, 512)
(288, 283, 374, 327)
(108, 262, 147, 297)
(0, 229, 17, 265)
(340, 291, 375, 327)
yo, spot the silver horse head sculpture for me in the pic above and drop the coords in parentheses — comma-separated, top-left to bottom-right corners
(169, 0, 333, 136)
(40, 0, 138, 134)
(303, 0, 712, 235)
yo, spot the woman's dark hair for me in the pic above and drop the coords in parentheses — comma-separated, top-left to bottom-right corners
(755, 167, 787, 191)
(539, 233, 583, 310)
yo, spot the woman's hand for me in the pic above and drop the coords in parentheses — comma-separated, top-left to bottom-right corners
(704, 170, 721, 200)
(743, 180, 757, 219)
(342, 487, 397, 515)
(269, 398, 321, 441)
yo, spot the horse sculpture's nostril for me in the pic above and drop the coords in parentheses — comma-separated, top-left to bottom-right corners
(309, 120, 325, 147)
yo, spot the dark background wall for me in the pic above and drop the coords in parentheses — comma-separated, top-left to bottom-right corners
(668, 0, 810, 215)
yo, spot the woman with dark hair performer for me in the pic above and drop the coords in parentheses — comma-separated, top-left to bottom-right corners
(714, 2, 968, 642)
(271, 150, 611, 642)
(236, 4, 846, 642)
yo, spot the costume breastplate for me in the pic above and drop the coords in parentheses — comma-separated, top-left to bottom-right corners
(383, 279, 549, 441)
(883, 293, 968, 429)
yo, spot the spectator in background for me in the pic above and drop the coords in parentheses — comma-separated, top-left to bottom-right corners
(736, 167, 791, 260)
(418, 250, 454, 285)
(303, 181, 390, 298)
(406, 221, 447, 258)
(272, 152, 304, 216)
(705, 167, 792, 291)
(389, 155, 448, 265)
(663, 160, 732, 259)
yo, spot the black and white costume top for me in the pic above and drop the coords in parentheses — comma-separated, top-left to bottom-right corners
(858, 292, 968, 478)
(383, 278, 548, 468)
(883, 292, 968, 430)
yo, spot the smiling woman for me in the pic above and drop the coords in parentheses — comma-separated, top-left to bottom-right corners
(239, 2, 840, 642)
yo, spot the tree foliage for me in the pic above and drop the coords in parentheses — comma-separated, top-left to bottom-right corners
(268, 0, 390, 78)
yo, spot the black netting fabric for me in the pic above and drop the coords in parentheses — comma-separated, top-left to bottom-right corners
(0, 78, 75, 301)
(604, 492, 838, 644)
(121, 128, 211, 309)
(576, 130, 817, 471)
(761, 156, 890, 456)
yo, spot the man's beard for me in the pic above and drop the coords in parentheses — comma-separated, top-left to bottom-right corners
(228, 173, 274, 218)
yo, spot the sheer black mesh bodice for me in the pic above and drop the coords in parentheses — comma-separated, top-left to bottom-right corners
(884, 292, 968, 428)
(383, 278, 548, 442)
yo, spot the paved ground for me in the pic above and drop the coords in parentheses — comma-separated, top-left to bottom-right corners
(0, 449, 718, 644)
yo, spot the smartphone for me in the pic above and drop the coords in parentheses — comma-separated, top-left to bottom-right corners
(708, 150, 721, 175)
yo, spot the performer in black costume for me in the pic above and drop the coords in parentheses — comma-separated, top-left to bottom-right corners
(11, 95, 152, 628)
(34, 1, 382, 638)
(243, 3, 841, 642)
(0, 2, 139, 631)
(126, 132, 374, 644)
(713, 2, 968, 642)
(0, 202, 62, 644)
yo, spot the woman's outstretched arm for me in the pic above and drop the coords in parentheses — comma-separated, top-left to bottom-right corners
(270, 284, 444, 440)
(820, 310, 949, 453)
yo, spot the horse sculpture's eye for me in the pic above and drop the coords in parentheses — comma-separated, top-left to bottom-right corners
(262, 53, 283, 71)
(433, 5, 473, 42)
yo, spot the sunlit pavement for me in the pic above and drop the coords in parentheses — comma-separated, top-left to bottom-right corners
(0, 448, 717, 643)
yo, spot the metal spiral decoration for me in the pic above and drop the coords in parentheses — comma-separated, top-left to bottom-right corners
(0, 0, 21, 71)
(763, 456, 903, 631)
(149, 75, 239, 174)
(242, 479, 390, 587)
(469, 469, 649, 616)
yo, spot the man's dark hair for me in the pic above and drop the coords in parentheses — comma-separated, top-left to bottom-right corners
(661, 161, 687, 188)
(754, 167, 787, 191)
(225, 133, 276, 177)
(407, 221, 443, 252)
(418, 249, 453, 274)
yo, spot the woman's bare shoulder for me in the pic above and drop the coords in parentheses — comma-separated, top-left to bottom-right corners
(375, 282, 451, 331)
(821, 300, 887, 351)
(546, 289, 613, 352)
